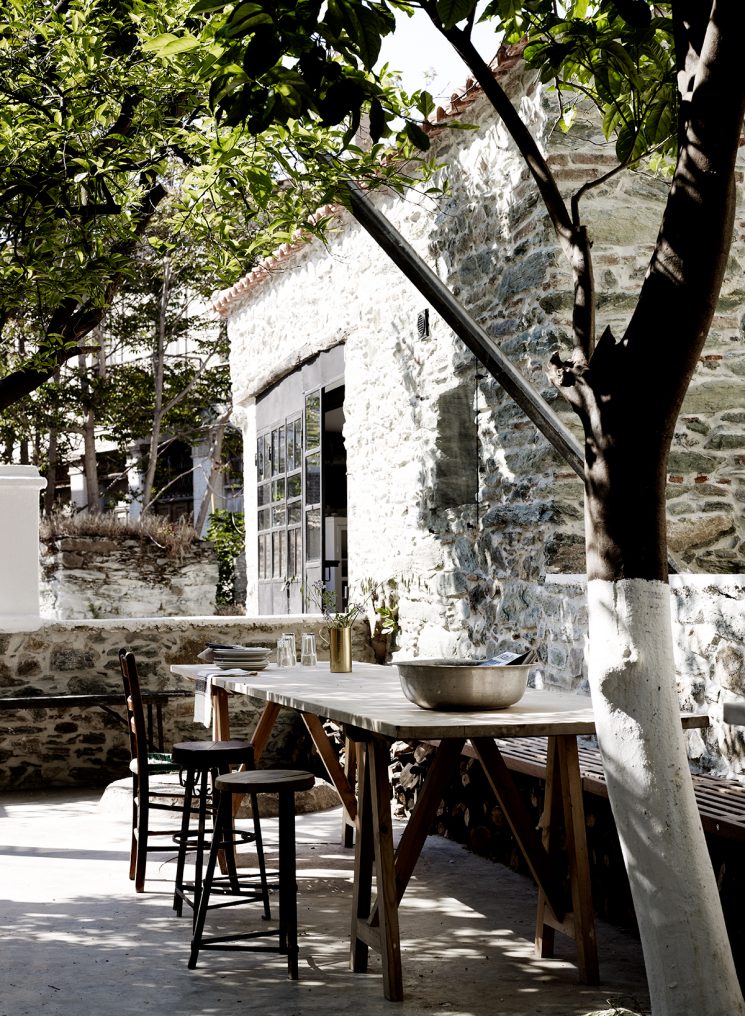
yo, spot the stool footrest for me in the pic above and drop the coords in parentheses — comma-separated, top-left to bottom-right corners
(179, 877, 275, 910)
(198, 931, 284, 948)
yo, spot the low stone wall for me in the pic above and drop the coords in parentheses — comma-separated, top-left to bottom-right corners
(527, 574, 745, 778)
(0, 615, 373, 790)
(386, 572, 745, 777)
(39, 536, 219, 620)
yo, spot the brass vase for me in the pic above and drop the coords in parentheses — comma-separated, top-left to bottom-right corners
(329, 627, 352, 673)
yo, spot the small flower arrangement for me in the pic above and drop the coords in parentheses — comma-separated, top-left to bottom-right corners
(304, 579, 369, 629)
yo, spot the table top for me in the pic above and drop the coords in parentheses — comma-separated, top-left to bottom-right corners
(171, 661, 709, 740)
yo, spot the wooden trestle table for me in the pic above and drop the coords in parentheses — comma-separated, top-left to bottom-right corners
(171, 661, 708, 1002)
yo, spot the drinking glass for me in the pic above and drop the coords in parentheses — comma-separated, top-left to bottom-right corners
(282, 632, 297, 667)
(276, 635, 292, 668)
(300, 633, 317, 668)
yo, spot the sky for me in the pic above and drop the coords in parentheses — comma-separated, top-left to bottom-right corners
(377, 6, 500, 102)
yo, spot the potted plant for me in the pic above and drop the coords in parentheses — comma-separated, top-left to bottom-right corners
(304, 580, 370, 672)
(363, 578, 401, 666)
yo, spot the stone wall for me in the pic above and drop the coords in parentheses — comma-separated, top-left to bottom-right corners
(535, 574, 745, 779)
(226, 59, 743, 673)
(222, 61, 744, 785)
(0, 615, 373, 790)
(39, 536, 219, 620)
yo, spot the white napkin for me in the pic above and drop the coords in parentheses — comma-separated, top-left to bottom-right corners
(193, 668, 261, 728)
(193, 669, 215, 727)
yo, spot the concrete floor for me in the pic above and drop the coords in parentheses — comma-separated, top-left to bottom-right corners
(0, 788, 649, 1016)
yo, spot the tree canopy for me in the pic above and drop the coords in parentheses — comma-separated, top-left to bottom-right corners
(0, 0, 432, 414)
(175, 0, 678, 166)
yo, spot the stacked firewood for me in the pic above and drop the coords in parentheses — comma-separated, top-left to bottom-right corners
(390, 740, 435, 817)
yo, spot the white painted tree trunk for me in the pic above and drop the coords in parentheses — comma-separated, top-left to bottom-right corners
(588, 578, 745, 1016)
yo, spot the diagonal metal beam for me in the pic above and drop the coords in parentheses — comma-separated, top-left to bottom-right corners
(343, 178, 682, 574)
(342, 178, 585, 478)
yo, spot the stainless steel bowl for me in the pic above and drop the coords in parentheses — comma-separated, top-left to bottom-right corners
(397, 657, 535, 711)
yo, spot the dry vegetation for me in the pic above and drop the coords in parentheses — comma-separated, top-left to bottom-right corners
(40, 511, 201, 557)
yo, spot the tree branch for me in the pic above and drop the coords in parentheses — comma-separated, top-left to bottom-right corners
(0, 179, 168, 413)
(424, 15, 596, 356)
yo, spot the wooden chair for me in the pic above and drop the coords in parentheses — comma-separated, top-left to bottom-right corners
(119, 648, 196, 892)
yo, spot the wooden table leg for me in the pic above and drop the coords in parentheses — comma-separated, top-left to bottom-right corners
(301, 713, 358, 831)
(343, 737, 357, 847)
(557, 735, 598, 983)
(350, 736, 403, 1002)
(211, 686, 232, 741)
(351, 740, 373, 975)
(209, 687, 234, 872)
(535, 735, 599, 984)
(368, 738, 465, 923)
(535, 737, 560, 961)
(251, 701, 282, 764)
(471, 737, 565, 921)
(228, 701, 283, 821)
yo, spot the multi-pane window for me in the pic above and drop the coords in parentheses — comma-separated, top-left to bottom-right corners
(286, 415, 302, 580)
(304, 391, 321, 565)
(257, 415, 303, 582)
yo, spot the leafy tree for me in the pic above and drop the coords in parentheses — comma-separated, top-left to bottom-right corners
(0, 0, 431, 415)
(206, 508, 245, 605)
(159, 1, 745, 1011)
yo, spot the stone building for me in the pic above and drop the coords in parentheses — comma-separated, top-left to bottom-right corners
(215, 54, 744, 765)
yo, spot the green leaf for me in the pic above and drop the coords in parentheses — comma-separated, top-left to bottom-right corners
(327, 0, 382, 70)
(190, 0, 232, 12)
(404, 120, 430, 151)
(416, 90, 435, 119)
(615, 120, 637, 163)
(368, 96, 385, 143)
(435, 0, 477, 31)
(142, 33, 200, 57)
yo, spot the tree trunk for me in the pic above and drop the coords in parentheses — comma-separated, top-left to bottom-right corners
(81, 406, 100, 514)
(549, 7, 745, 1009)
(140, 260, 170, 515)
(44, 427, 59, 516)
(194, 411, 230, 535)
(587, 559, 744, 1014)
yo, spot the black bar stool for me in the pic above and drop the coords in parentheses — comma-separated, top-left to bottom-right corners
(189, 769, 315, 978)
(171, 740, 270, 924)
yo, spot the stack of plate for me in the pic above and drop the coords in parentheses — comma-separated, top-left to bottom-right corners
(207, 644, 272, 671)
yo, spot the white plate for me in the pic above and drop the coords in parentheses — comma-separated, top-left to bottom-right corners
(214, 661, 269, 672)
(212, 646, 271, 655)
(213, 650, 270, 657)
(212, 646, 270, 654)
(212, 654, 270, 662)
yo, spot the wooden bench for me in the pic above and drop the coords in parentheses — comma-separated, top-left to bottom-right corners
(0, 690, 192, 752)
(483, 735, 745, 843)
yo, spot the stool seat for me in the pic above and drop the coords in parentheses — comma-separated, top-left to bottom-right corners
(215, 770, 316, 795)
(172, 740, 254, 767)
(189, 769, 315, 978)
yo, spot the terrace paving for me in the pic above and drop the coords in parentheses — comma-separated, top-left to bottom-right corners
(0, 788, 649, 1016)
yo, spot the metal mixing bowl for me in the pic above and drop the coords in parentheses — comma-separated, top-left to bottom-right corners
(397, 658, 534, 711)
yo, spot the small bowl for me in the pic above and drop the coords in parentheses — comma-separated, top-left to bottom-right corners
(397, 656, 536, 711)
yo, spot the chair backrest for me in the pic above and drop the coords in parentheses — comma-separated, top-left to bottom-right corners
(119, 649, 149, 781)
